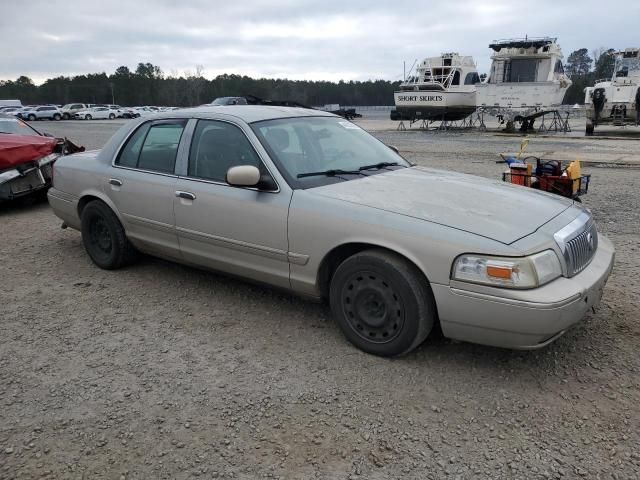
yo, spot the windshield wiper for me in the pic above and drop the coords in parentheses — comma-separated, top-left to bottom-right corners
(297, 169, 365, 179)
(358, 161, 402, 171)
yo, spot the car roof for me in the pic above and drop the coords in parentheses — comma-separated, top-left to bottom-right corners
(170, 105, 336, 123)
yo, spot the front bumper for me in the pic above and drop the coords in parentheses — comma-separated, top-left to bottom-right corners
(432, 234, 615, 349)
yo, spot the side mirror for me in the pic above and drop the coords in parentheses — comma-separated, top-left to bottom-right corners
(387, 145, 400, 154)
(226, 165, 260, 187)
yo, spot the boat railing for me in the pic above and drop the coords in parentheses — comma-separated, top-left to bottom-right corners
(422, 59, 457, 88)
(491, 36, 557, 44)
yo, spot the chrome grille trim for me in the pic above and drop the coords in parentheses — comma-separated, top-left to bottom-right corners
(554, 211, 598, 277)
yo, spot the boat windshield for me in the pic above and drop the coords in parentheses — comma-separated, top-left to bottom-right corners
(615, 57, 640, 77)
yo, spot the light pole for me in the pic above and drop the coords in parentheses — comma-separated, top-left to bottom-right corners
(109, 82, 115, 104)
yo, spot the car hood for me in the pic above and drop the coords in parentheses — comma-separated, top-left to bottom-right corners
(309, 166, 574, 244)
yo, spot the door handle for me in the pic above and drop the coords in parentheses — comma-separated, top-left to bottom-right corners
(175, 191, 196, 200)
(109, 178, 123, 186)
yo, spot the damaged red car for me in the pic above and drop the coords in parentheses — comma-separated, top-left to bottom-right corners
(0, 113, 83, 201)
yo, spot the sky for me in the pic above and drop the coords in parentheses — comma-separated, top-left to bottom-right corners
(1, 0, 639, 84)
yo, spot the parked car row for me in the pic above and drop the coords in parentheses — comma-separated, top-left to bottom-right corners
(0, 104, 181, 121)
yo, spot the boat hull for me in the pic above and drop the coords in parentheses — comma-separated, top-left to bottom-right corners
(393, 90, 477, 121)
(476, 81, 569, 110)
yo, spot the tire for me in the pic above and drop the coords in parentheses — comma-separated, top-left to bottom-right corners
(28, 114, 36, 121)
(53, 113, 61, 121)
(85, 114, 92, 120)
(80, 200, 137, 269)
(109, 113, 115, 119)
(585, 121, 594, 136)
(329, 249, 435, 356)
(62, 113, 70, 120)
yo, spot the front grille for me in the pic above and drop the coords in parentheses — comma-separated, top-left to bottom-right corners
(554, 212, 598, 277)
(565, 223, 598, 275)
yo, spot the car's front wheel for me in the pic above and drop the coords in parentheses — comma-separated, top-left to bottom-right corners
(329, 249, 435, 356)
(53, 113, 61, 121)
(81, 200, 137, 269)
(108, 113, 115, 119)
(27, 114, 36, 121)
(62, 113, 70, 120)
(85, 114, 92, 120)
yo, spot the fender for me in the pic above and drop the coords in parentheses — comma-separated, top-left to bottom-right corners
(77, 187, 126, 226)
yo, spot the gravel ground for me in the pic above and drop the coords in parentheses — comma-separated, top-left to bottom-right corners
(1, 119, 639, 479)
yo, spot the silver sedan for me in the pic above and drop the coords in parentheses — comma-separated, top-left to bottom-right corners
(48, 106, 615, 356)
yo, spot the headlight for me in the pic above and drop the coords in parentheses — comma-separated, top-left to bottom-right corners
(452, 250, 562, 289)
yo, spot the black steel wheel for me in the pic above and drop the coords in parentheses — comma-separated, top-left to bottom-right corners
(340, 271, 405, 344)
(329, 249, 435, 356)
(81, 200, 137, 269)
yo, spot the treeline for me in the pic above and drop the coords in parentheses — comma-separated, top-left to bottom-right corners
(563, 48, 618, 104)
(0, 63, 401, 107)
(1, 50, 620, 107)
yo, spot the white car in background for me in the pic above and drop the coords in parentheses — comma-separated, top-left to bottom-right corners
(19, 105, 63, 121)
(73, 107, 117, 120)
(132, 107, 154, 117)
(0, 106, 23, 114)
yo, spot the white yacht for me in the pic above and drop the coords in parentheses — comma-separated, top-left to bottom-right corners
(392, 53, 479, 121)
(476, 37, 571, 111)
(585, 48, 640, 135)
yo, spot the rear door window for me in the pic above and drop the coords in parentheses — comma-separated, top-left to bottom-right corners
(116, 120, 186, 173)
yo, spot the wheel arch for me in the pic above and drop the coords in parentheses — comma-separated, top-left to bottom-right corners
(316, 241, 434, 300)
(77, 191, 125, 226)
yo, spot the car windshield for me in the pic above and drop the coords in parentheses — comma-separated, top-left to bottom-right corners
(251, 116, 410, 188)
(0, 117, 41, 136)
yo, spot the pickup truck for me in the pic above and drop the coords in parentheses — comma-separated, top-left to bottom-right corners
(60, 103, 90, 120)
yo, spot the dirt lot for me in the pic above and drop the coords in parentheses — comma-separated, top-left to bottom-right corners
(1, 118, 639, 479)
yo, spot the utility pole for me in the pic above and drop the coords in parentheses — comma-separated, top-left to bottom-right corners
(109, 82, 115, 104)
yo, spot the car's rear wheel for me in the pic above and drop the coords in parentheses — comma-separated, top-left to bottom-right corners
(27, 114, 36, 121)
(53, 113, 61, 121)
(108, 113, 115, 119)
(85, 114, 92, 120)
(81, 200, 137, 269)
(329, 249, 435, 356)
(62, 113, 70, 120)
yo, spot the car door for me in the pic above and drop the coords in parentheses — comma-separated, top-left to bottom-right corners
(107, 118, 188, 260)
(173, 118, 292, 288)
